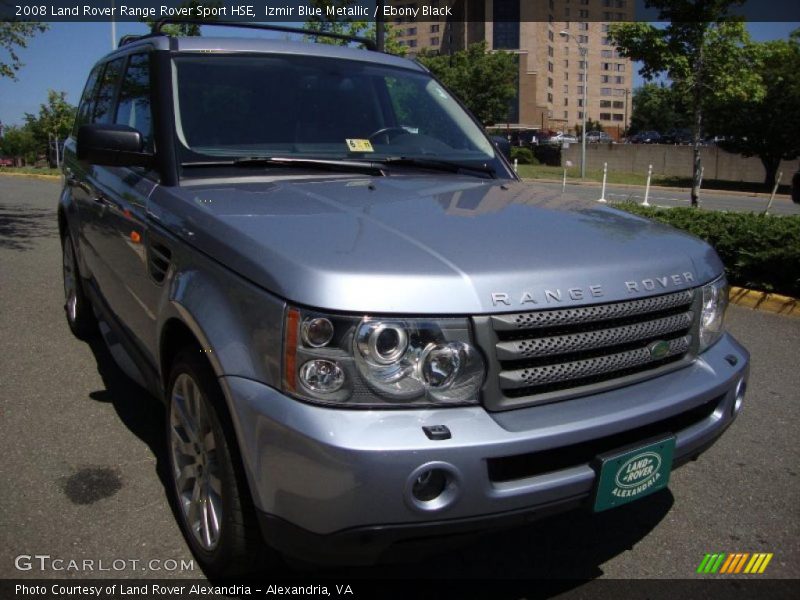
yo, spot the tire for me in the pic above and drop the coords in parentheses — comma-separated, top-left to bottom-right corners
(62, 233, 97, 340)
(166, 349, 270, 578)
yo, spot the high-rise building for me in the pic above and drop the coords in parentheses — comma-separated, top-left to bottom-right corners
(390, 0, 635, 137)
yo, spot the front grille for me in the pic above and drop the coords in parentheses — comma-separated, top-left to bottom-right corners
(474, 289, 699, 410)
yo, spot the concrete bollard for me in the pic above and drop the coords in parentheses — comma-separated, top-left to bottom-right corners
(599, 162, 608, 203)
(513, 158, 518, 174)
(642, 164, 653, 207)
(764, 171, 782, 215)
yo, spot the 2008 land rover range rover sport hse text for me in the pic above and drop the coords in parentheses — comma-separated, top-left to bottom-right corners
(58, 22, 749, 576)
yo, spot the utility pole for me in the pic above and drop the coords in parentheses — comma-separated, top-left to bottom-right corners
(111, 0, 117, 49)
(561, 30, 588, 178)
(375, 1, 385, 52)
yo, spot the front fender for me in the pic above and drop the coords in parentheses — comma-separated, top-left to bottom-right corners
(155, 237, 286, 388)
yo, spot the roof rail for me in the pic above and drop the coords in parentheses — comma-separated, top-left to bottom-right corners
(119, 33, 157, 47)
(139, 19, 377, 51)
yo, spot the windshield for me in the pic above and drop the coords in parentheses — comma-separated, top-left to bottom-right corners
(171, 53, 505, 173)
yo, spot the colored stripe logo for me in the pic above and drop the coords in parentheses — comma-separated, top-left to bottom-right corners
(697, 553, 773, 574)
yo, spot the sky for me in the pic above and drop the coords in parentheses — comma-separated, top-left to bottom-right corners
(0, 21, 798, 127)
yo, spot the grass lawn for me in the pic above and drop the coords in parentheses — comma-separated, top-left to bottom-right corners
(0, 166, 61, 178)
(517, 164, 792, 195)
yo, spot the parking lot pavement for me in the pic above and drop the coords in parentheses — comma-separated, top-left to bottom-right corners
(1, 176, 798, 583)
(525, 180, 800, 216)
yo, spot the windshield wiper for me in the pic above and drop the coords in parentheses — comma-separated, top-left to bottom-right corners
(378, 157, 497, 178)
(182, 157, 386, 176)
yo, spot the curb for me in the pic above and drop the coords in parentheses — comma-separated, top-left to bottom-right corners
(0, 171, 61, 181)
(521, 176, 792, 201)
(729, 286, 800, 318)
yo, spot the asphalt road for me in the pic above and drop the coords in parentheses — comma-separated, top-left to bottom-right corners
(527, 180, 800, 216)
(1, 176, 798, 586)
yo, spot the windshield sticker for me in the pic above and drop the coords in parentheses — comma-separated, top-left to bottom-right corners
(346, 139, 375, 153)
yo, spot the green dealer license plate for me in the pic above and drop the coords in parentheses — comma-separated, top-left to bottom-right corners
(593, 436, 676, 512)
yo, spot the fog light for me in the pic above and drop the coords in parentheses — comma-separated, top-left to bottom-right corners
(733, 378, 746, 415)
(412, 469, 448, 502)
(299, 359, 344, 393)
(301, 317, 334, 348)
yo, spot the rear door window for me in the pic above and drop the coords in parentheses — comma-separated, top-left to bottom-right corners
(72, 64, 102, 136)
(92, 57, 125, 124)
(114, 53, 153, 152)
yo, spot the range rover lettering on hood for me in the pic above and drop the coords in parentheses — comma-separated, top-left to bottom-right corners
(491, 272, 695, 307)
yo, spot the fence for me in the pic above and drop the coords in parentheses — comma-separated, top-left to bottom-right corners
(562, 143, 799, 184)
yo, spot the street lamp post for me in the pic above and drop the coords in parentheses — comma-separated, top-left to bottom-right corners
(560, 30, 587, 178)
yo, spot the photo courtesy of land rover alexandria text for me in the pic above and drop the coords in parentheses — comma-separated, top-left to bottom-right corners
(58, 22, 749, 576)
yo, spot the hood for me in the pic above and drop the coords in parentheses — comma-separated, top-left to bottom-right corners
(149, 175, 723, 314)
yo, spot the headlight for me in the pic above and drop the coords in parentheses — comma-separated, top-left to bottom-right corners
(283, 308, 485, 407)
(699, 275, 729, 352)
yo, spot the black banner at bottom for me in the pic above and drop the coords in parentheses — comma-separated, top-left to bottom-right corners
(2, 579, 799, 600)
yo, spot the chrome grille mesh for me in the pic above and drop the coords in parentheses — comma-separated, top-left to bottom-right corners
(482, 289, 698, 408)
(496, 311, 694, 360)
(500, 336, 691, 389)
(491, 289, 695, 331)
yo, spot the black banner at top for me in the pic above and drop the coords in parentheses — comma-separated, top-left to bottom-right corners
(1, 0, 800, 23)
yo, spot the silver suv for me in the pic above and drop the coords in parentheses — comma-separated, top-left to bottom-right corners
(59, 23, 749, 576)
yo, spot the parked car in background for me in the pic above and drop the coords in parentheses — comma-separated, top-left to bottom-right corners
(584, 131, 613, 144)
(0, 156, 14, 167)
(629, 131, 662, 144)
(662, 129, 693, 145)
(547, 132, 579, 145)
(485, 128, 540, 149)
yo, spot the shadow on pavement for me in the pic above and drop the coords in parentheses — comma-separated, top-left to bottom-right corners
(82, 333, 673, 595)
(83, 335, 183, 527)
(0, 204, 57, 251)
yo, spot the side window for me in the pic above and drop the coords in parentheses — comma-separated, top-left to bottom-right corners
(115, 53, 153, 151)
(92, 57, 125, 124)
(72, 64, 102, 136)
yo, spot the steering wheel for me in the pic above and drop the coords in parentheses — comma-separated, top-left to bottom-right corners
(367, 127, 410, 145)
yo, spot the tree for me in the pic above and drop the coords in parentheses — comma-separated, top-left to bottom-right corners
(707, 30, 800, 189)
(630, 83, 690, 134)
(0, 22, 48, 79)
(0, 124, 37, 164)
(23, 90, 77, 157)
(610, 1, 764, 206)
(303, 0, 407, 56)
(417, 42, 518, 125)
(576, 118, 604, 137)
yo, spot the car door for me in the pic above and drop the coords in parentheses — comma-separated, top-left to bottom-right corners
(63, 63, 103, 279)
(89, 52, 160, 360)
(74, 56, 127, 308)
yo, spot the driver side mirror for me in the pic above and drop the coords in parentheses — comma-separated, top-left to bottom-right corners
(77, 124, 153, 167)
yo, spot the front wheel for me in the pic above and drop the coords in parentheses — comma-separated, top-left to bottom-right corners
(166, 350, 269, 578)
(62, 234, 97, 340)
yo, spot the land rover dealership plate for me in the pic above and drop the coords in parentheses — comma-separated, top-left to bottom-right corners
(593, 436, 676, 512)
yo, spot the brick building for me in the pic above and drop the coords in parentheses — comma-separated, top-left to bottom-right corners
(390, 0, 635, 138)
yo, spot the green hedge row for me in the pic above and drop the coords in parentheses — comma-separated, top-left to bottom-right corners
(616, 205, 800, 298)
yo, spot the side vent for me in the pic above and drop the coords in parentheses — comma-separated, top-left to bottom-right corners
(147, 241, 172, 284)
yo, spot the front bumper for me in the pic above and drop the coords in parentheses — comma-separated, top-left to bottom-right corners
(222, 332, 749, 562)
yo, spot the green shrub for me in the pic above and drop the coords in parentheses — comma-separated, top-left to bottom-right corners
(510, 146, 537, 165)
(616, 205, 800, 298)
